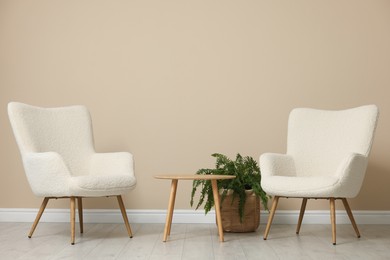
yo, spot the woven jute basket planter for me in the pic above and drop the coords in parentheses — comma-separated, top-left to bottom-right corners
(219, 189, 260, 233)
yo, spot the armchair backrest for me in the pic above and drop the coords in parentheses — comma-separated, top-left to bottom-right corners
(287, 105, 379, 177)
(8, 102, 95, 175)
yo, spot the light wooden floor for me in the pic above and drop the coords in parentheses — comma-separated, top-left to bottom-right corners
(1, 222, 390, 259)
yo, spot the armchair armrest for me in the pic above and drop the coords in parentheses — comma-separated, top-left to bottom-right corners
(259, 153, 296, 177)
(23, 152, 72, 197)
(334, 153, 368, 197)
(90, 152, 135, 177)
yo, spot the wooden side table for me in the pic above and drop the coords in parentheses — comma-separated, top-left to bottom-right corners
(154, 175, 236, 242)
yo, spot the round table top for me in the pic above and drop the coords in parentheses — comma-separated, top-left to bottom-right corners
(154, 174, 236, 180)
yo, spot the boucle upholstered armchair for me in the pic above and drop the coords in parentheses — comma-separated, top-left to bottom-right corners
(8, 102, 137, 244)
(260, 105, 379, 245)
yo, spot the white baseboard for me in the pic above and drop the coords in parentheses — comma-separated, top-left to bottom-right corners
(1, 208, 390, 224)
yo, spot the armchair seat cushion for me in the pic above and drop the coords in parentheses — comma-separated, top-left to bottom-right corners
(262, 175, 340, 198)
(70, 174, 136, 197)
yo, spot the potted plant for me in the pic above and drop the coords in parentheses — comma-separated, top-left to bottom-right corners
(190, 153, 270, 232)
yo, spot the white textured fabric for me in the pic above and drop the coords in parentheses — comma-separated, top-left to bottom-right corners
(260, 105, 379, 198)
(8, 102, 136, 197)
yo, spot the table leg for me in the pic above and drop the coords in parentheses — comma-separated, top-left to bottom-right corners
(211, 179, 224, 242)
(163, 179, 178, 242)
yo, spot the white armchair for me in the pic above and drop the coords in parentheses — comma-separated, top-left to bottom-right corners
(8, 102, 137, 244)
(260, 105, 379, 245)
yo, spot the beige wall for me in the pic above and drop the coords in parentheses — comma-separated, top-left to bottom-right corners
(1, 0, 389, 212)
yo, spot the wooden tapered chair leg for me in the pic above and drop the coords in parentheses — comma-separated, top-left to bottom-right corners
(263, 196, 279, 240)
(117, 195, 133, 238)
(330, 198, 336, 245)
(28, 197, 50, 238)
(77, 197, 83, 234)
(70, 197, 76, 245)
(341, 198, 361, 238)
(296, 198, 307, 234)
